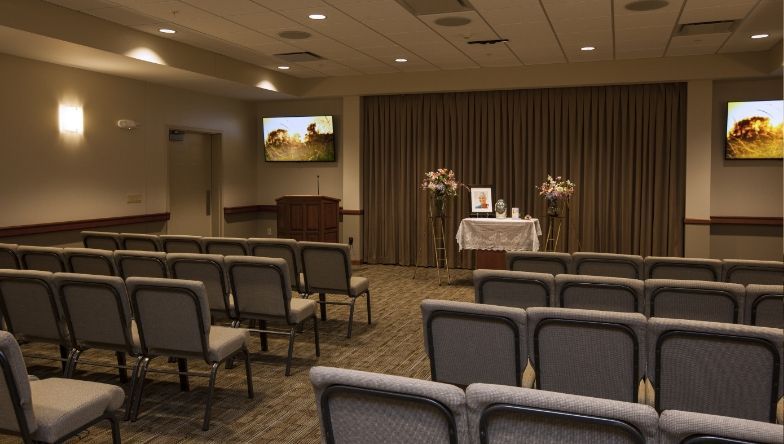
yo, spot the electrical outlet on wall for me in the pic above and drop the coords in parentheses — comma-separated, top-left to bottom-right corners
(127, 193, 143, 204)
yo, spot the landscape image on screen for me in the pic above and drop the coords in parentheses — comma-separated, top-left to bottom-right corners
(263, 115, 335, 162)
(726, 100, 783, 159)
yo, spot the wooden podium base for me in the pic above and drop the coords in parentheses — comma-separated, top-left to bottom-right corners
(475, 250, 506, 270)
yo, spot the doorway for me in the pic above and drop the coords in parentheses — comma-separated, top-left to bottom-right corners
(167, 130, 222, 236)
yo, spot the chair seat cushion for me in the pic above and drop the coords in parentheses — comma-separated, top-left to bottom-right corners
(207, 326, 249, 362)
(29, 378, 124, 443)
(288, 298, 317, 324)
(349, 277, 369, 297)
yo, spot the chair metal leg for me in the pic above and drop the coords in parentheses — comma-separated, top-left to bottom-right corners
(202, 362, 220, 431)
(259, 320, 268, 352)
(59, 345, 69, 374)
(284, 328, 295, 376)
(65, 349, 81, 378)
(346, 298, 356, 339)
(313, 317, 320, 357)
(116, 352, 128, 383)
(125, 356, 143, 421)
(107, 413, 121, 444)
(177, 358, 189, 392)
(130, 357, 151, 422)
(243, 348, 254, 399)
(366, 290, 372, 325)
(319, 293, 327, 320)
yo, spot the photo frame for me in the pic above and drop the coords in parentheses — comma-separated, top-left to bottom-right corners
(469, 185, 494, 214)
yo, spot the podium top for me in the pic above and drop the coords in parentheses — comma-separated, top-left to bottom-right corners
(276, 195, 341, 202)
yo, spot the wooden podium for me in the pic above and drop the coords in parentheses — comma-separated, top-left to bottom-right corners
(276, 195, 340, 242)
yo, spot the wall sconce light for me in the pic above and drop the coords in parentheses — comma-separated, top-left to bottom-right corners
(59, 105, 83, 134)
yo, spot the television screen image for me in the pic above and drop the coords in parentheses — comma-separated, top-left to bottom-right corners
(725, 100, 783, 159)
(263, 115, 335, 162)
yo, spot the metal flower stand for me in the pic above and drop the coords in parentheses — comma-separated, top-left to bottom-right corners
(543, 214, 567, 252)
(412, 200, 451, 285)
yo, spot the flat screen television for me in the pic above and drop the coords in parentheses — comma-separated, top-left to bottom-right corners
(725, 100, 783, 160)
(262, 115, 335, 162)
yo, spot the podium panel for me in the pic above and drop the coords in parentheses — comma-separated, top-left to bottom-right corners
(276, 195, 340, 242)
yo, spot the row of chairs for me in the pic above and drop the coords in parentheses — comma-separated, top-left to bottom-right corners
(310, 366, 784, 444)
(474, 269, 783, 327)
(420, 299, 784, 423)
(0, 240, 372, 338)
(506, 251, 784, 285)
(0, 269, 258, 431)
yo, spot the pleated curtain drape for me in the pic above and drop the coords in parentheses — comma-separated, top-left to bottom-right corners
(361, 83, 687, 268)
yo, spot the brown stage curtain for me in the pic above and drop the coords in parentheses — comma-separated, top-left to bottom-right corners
(361, 83, 687, 267)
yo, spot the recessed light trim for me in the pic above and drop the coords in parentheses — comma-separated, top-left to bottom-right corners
(277, 66, 290, 70)
(158, 28, 176, 34)
(308, 13, 326, 20)
(394, 58, 408, 63)
(581, 46, 595, 51)
(751, 34, 769, 39)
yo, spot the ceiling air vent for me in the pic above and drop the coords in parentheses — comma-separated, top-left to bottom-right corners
(394, 0, 473, 16)
(467, 38, 509, 45)
(278, 31, 311, 40)
(274, 52, 323, 62)
(676, 20, 736, 36)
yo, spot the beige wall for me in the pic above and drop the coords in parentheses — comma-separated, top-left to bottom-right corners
(0, 52, 258, 244)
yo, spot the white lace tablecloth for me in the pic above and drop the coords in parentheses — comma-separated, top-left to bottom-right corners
(456, 218, 542, 252)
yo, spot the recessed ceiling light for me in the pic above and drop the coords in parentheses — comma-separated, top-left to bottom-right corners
(308, 14, 326, 20)
(277, 66, 290, 70)
(581, 46, 595, 51)
(751, 34, 769, 39)
(158, 28, 176, 34)
(395, 58, 408, 63)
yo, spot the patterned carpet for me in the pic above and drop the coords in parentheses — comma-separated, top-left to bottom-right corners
(7, 265, 475, 443)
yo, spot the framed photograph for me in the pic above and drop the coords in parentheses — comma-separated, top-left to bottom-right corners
(469, 185, 494, 214)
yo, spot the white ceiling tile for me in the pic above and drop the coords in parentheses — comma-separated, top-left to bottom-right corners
(615, 48, 665, 59)
(181, 0, 266, 15)
(85, 6, 163, 26)
(667, 33, 730, 56)
(252, 0, 329, 10)
(679, 0, 759, 23)
(45, 0, 117, 10)
(719, 0, 782, 53)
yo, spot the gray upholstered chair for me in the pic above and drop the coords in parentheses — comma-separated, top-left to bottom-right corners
(644, 256, 723, 281)
(248, 238, 304, 293)
(17, 246, 66, 273)
(63, 247, 117, 276)
(0, 330, 124, 443)
(658, 410, 784, 444)
(125, 277, 253, 430)
(421, 299, 527, 388)
(300, 242, 370, 338)
(473, 270, 553, 309)
(0, 243, 20, 269)
(572, 252, 644, 279)
(554, 274, 644, 313)
(645, 279, 745, 324)
(202, 237, 248, 256)
(168, 253, 234, 322)
(225, 256, 319, 376)
(114, 250, 168, 279)
(506, 251, 571, 275)
(81, 230, 121, 251)
(526, 307, 646, 403)
(160, 235, 203, 254)
(466, 384, 658, 444)
(0, 270, 70, 372)
(120, 233, 162, 252)
(723, 259, 784, 286)
(310, 366, 467, 444)
(745, 284, 783, 329)
(647, 317, 783, 422)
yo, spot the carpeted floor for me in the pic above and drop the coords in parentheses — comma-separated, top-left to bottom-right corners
(6, 265, 475, 443)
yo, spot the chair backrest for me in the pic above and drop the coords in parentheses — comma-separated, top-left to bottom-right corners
(63, 247, 117, 276)
(506, 252, 571, 276)
(225, 256, 292, 322)
(421, 299, 527, 387)
(645, 279, 745, 324)
(114, 250, 168, 279)
(0, 244, 20, 270)
(17, 246, 66, 273)
(473, 270, 553, 309)
(168, 253, 231, 318)
(310, 366, 467, 444)
(81, 231, 121, 251)
(247, 238, 301, 292)
(120, 233, 162, 252)
(160, 235, 203, 254)
(572, 252, 644, 279)
(126, 277, 211, 360)
(466, 384, 658, 444)
(0, 330, 36, 436)
(54, 273, 134, 353)
(300, 242, 352, 294)
(0, 269, 65, 344)
(658, 410, 784, 444)
(202, 237, 248, 256)
(644, 256, 722, 281)
(527, 307, 646, 403)
(555, 274, 644, 313)
(647, 317, 783, 422)
(745, 284, 783, 329)
(723, 259, 784, 286)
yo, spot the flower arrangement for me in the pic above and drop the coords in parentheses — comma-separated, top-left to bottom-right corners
(538, 175, 575, 201)
(421, 168, 460, 198)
